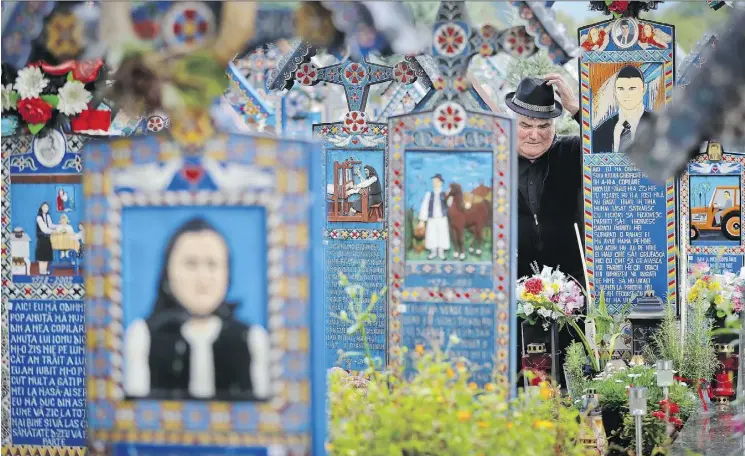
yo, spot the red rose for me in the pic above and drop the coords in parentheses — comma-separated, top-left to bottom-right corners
(609, 1, 630, 13)
(670, 416, 684, 427)
(524, 278, 544, 295)
(651, 410, 666, 421)
(17, 98, 52, 124)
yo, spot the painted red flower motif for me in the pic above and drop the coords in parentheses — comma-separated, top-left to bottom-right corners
(344, 63, 367, 85)
(147, 116, 165, 132)
(435, 23, 466, 56)
(393, 62, 416, 84)
(295, 63, 319, 86)
(17, 98, 52, 124)
(342, 111, 368, 135)
(524, 277, 544, 295)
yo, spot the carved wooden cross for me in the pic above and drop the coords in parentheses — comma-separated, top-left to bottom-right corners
(270, 52, 421, 114)
(428, 1, 506, 106)
(266, 41, 428, 114)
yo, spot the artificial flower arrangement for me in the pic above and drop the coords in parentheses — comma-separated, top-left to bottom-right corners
(589, 1, 663, 19)
(1, 59, 110, 136)
(687, 261, 744, 320)
(516, 262, 585, 329)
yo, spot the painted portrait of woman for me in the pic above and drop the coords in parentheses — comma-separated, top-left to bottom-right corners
(35, 202, 57, 275)
(123, 217, 270, 401)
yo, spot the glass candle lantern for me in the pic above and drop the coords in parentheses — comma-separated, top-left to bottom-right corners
(656, 360, 674, 387)
(629, 387, 648, 416)
(714, 343, 738, 398)
(522, 343, 551, 386)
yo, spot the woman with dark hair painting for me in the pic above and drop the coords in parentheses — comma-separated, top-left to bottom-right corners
(123, 217, 270, 401)
(35, 202, 57, 275)
(347, 164, 383, 216)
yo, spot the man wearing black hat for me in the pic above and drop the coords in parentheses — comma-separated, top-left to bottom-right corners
(506, 74, 584, 386)
(505, 74, 583, 282)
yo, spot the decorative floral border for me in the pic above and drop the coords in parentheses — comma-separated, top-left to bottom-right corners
(579, 20, 677, 313)
(386, 109, 515, 383)
(82, 134, 315, 452)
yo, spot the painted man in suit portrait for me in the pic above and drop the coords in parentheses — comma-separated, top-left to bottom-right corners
(615, 20, 634, 46)
(592, 65, 652, 153)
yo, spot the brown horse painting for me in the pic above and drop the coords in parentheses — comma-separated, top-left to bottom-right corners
(445, 183, 491, 261)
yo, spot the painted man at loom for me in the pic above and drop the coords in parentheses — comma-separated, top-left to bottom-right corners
(505, 75, 584, 387)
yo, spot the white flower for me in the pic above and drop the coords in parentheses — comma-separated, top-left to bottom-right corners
(57, 80, 91, 116)
(537, 308, 552, 319)
(1, 84, 16, 111)
(15, 66, 49, 99)
(523, 303, 534, 316)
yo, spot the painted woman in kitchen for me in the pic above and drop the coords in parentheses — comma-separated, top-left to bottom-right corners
(35, 202, 57, 275)
(123, 217, 270, 401)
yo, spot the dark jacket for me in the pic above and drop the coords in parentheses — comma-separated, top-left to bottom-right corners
(517, 115, 584, 388)
(517, 128, 584, 284)
(145, 316, 256, 401)
(592, 111, 652, 153)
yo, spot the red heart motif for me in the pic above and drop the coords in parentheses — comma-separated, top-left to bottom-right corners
(351, 138, 359, 145)
(182, 166, 203, 185)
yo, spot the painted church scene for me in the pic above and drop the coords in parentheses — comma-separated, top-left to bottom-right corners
(3, 1, 745, 455)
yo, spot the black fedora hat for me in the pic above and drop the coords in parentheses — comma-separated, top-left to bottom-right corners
(505, 77, 563, 119)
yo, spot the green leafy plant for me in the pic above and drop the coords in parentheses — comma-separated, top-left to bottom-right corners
(586, 364, 698, 456)
(329, 346, 587, 456)
(332, 270, 387, 370)
(681, 299, 718, 384)
(564, 341, 589, 399)
(587, 290, 632, 371)
(617, 412, 672, 456)
(645, 300, 684, 369)
(329, 270, 588, 455)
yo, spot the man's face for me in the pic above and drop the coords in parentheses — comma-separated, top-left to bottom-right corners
(615, 77, 645, 111)
(725, 192, 731, 199)
(517, 115, 555, 160)
(621, 24, 629, 35)
(432, 178, 442, 191)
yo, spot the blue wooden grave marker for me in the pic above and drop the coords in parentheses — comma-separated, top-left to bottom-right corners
(387, 1, 517, 387)
(82, 132, 325, 455)
(268, 41, 431, 372)
(578, 18, 677, 315)
(677, 33, 745, 295)
(2, 132, 88, 453)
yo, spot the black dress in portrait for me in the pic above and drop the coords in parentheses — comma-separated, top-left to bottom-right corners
(35, 213, 54, 262)
(144, 308, 257, 401)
